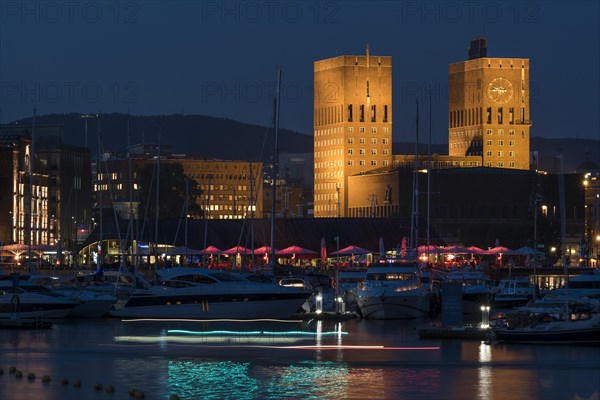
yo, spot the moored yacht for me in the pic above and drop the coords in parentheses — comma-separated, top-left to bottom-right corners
(492, 277, 535, 309)
(109, 267, 312, 319)
(445, 270, 493, 314)
(355, 262, 430, 319)
(0, 275, 77, 319)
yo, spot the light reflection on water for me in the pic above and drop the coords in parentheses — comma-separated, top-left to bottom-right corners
(0, 319, 598, 399)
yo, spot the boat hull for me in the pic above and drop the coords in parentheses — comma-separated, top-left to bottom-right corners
(494, 326, 600, 344)
(357, 293, 430, 319)
(109, 294, 310, 319)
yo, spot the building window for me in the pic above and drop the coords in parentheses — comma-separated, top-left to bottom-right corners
(359, 127, 365, 133)
(371, 105, 376, 122)
(347, 149, 354, 155)
(371, 149, 377, 155)
(359, 149, 365, 155)
(486, 151, 493, 157)
(498, 162, 504, 167)
(347, 160, 354, 166)
(347, 104, 353, 122)
(498, 140, 504, 146)
(383, 105, 388, 122)
(509, 129, 515, 136)
(486, 129, 492, 135)
(382, 149, 389, 155)
(509, 107, 514, 124)
(509, 162, 515, 168)
(359, 160, 365, 166)
(509, 140, 515, 146)
(498, 107, 503, 124)
(498, 151, 504, 157)
(383, 127, 389, 133)
(371, 138, 377, 144)
(486, 140, 492, 146)
(382, 160, 389, 166)
(348, 138, 354, 144)
(359, 105, 365, 122)
(371, 127, 377, 133)
(382, 138, 389, 144)
(486, 107, 492, 124)
(359, 138, 365, 144)
(371, 160, 377, 166)
(509, 151, 515, 157)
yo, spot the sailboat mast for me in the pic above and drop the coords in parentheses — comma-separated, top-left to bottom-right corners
(411, 100, 419, 249)
(97, 115, 103, 267)
(270, 69, 281, 266)
(427, 93, 432, 259)
(154, 123, 162, 271)
(28, 107, 36, 263)
(127, 115, 134, 268)
(249, 162, 255, 268)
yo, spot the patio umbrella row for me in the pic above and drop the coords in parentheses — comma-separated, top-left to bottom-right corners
(416, 245, 545, 255)
(166, 244, 377, 257)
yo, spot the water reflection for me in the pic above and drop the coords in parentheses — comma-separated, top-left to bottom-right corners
(477, 342, 492, 400)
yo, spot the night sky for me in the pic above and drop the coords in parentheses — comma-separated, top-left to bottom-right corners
(1, 1, 598, 143)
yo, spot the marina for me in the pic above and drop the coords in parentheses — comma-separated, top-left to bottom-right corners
(0, 317, 599, 399)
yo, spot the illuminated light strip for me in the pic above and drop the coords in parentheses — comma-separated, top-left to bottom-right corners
(167, 330, 348, 336)
(122, 318, 303, 323)
(114, 336, 307, 344)
(112, 337, 439, 350)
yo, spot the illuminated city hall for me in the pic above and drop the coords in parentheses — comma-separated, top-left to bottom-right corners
(313, 47, 393, 217)
(314, 38, 532, 219)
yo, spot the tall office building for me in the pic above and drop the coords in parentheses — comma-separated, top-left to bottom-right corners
(448, 38, 531, 170)
(314, 48, 393, 217)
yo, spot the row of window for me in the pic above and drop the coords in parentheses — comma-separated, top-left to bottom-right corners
(347, 104, 389, 123)
(347, 149, 390, 155)
(347, 160, 389, 166)
(449, 107, 527, 127)
(315, 126, 390, 136)
(347, 138, 389, 144)
(485, 151, 517, 157)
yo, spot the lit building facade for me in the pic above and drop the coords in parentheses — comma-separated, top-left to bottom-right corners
(314, 48, 393, 217)
(95, 151, 263, 221)
(448, 37, 531, 170)
(0, 132, 50, 246)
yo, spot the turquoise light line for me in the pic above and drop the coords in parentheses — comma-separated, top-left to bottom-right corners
(167, 330, 348, 336)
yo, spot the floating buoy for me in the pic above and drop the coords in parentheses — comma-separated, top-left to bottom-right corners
(94, 383, 103, 391)
(15, 371, 23, 379)
(170, 395, 181, 400)
(41, 375, 51, 383)
(27, 372, 36, 380)
(73, 379, 82, 388)
(106, 384, 115, 393)
(9, 366, 16, 374)
(60, 378, 69, 385)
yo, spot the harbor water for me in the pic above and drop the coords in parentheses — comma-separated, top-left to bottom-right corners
(0, 317, 599, 399)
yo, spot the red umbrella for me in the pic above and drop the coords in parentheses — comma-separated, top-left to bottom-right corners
(253, 246, 276, 255)
(485, 246, 511, 255)
(466, 246, 487, 255)
(200, 246, 222, 255)
(276, 246, 318, 256)
(331, 245, 373, 256)
(222, 246, 252, 255)
(417, 245, 441, 253)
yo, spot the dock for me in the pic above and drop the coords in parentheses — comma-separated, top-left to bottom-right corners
(292, 311, 360, 321)
(417, 325, 492, 340)
(0, 319, 53, 330)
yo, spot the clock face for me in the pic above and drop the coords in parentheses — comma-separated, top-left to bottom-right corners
(487, 77, 513, 104)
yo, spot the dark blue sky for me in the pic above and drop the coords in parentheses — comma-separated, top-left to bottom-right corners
(1, 1, 598, 143)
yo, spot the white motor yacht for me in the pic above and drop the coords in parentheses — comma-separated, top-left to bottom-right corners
(109, 267, 312, 319)
(355, 262, 430, 319)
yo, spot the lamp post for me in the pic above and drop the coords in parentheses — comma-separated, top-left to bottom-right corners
(596, 235, 600, 268)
